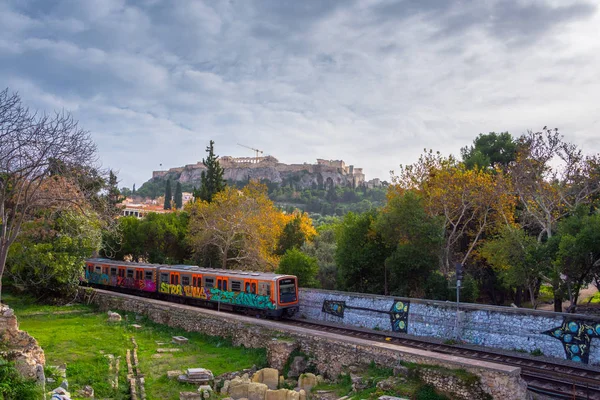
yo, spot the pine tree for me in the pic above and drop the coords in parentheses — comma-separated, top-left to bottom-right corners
(107, 170, 125, 215)
(132, 183, 136, 195)
(198, 140, 226, 202)
(174, 181, 183, 209)
(164, 179, 172, 210)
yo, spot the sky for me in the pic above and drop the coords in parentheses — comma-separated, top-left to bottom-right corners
(1, 0, 599, 188)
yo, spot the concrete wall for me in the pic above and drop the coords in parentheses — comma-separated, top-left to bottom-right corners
(299, 288, 600, 365)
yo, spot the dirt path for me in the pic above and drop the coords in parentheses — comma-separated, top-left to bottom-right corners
(537, 285, 598, 311)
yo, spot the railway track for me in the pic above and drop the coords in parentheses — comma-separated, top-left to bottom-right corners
(284, 318, 600, 399)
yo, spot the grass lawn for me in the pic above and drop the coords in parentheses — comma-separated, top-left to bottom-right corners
(4, 292, 266, 400)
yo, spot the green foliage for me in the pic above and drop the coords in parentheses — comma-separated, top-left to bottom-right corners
(376, 191, 444, 297)
(7, 210, 102, 301)
(415, 384, 450, 400)
(164, 179, 172, 210)
(0, 358, 43, 400)
(335, 210, 392, 294)
(101, 212, 191, 264)
(107, 170, 125, 213)
(302, 224, 338, 289)
(197, 140, 226, 203)
(554, 208, 600, 305)
(174, 181, 183, 209)
(276, 215, 308, 255)
(460, 131, 517, 170)
(530, 349, 544, 356)
(277, 249, 319, 288)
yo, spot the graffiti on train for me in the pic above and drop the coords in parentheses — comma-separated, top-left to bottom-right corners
(85, 271, 155, 292)
(209, 288, 276, 310)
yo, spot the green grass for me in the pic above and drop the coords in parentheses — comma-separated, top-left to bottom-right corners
(3, 292, 266, 400)
(583, 291, 600, 304)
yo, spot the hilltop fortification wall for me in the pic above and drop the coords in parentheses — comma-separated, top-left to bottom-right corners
(151, 156, 366, 188)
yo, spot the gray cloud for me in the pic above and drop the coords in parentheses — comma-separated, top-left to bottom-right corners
(0, 0, 598, 187)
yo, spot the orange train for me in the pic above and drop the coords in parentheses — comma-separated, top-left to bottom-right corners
(83, 258, 299, 318)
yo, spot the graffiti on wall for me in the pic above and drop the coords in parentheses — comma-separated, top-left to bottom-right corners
(389, 301, 409, 333)
(542, 320, 600, 364)
(322, 299, 410, 333)
(322, 300, 345, 318)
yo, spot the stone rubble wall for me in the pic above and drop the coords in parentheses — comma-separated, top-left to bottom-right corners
(84, 288, 528, 400)
(299, 288, 600, 365)
(0, 305, 45, 381)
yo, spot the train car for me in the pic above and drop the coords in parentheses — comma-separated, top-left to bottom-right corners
(82, 258, 298, 318)
(84, 258, 158, 294)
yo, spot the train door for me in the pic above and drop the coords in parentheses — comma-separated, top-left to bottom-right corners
(170, 272, 180, 286)
(135, 268, 144, 289)
(192, 274, 203, 298)
(244, 279, 258, 295)
(217, 277, 228, 292)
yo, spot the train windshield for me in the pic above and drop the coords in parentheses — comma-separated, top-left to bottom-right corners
(279, 278, 297, 303)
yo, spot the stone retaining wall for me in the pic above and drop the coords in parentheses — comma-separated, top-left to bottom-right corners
(299, 288, 600, 365)
(84, 288, 528, 400)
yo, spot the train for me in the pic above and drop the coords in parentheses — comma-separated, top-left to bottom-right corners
(82, 258, 299, 318)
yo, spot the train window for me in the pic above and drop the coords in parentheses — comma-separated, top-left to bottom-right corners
(160, 273, 169, 283)
(118, 268, 125, 278)
(126, 269, 134, 278)
(279, 278, 297, 303)
(245, 282, 250, 292)
(182, 276, 190, 286)
(204, 277, 214, 288)
(250, 283, 256, 294)
(87, 264, 93, 273)
(231, 280, 242, 292)
(102, 267, 109, 275)
(258, 282, 270, 296)
(135, 270, 143, 280)
(170, 274, 179, 285)
(145, 271, 153, 280)
(110, 267, 117, 276)
(218, 280, 227, 291)
(95, 266, 101, 273)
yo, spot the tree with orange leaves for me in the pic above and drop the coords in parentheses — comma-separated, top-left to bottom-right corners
(186, 181, 287, 271)
(393, 151, 515, 276)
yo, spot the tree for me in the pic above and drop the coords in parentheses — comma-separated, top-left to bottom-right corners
(277, 248, 319, 287)
(480, 226, 549, 308)
(394, 151, 515, 276)
(132, 183, 136, 195)
(174, 181, 183, 209)
(102, 212, 191, 264)
(461, 132, 517, 170)
(509, 128, 600, 311)
(197, 140, 226, 203)
(163, 179, 172, 210)
(376, 189, 444, 297)
(276, 211, 317, 255)
(335, 210, 392, 294)
(7, 209, 102, 301)
(107, 170, 125, 213)
(187, 181, 286, 270)
(0, 89, 97, 300)
(554, 209, 600, 311)
(302, 224, 338, 289)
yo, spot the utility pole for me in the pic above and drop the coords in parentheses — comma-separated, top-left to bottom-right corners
(454, 262, 463, 340)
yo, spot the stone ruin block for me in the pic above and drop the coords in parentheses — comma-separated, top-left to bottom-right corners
(172, 335, 189, 345)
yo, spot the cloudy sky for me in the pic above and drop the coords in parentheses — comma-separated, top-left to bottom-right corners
(1, 0, 599, 188)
